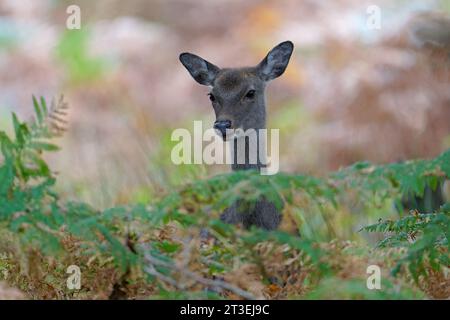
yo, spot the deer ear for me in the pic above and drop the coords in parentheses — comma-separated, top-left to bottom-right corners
(179, 53, 220, 86)
(257, 41, 294, 81)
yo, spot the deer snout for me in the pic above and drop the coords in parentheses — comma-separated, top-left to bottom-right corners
(214, 120, 232, 139)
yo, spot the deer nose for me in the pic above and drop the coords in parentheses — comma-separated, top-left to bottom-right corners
(214, 120, 232, 138)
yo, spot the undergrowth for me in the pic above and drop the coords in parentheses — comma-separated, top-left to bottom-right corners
(0, 97, 448, 299)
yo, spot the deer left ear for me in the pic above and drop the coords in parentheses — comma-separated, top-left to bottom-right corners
(257, 41, 294, 81)
(179, 52, 220, 86)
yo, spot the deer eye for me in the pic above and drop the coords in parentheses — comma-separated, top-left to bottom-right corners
(245, 90, 255, 99)
(208, 93, 216, 102)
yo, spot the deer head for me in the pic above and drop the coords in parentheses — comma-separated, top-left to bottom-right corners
(179, 41, 294, 140)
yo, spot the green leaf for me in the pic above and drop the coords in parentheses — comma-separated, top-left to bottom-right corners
(12, 112, 24, 144)
(157, 241, 181, 253)
(30, 141, 60, 152)
(40, 96, 48, 115)
(33, 95, 43, 124)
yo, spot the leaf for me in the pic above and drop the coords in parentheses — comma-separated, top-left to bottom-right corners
(33, 95, 43, 124)
(12, 113, 24, 145)
(157, 241, 181, 253)
(30, 141, 60, 152)
(0, 160, 14, 195)
(40, 96, 48, 115)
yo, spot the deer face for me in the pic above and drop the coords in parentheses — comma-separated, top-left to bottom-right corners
(180, 41, 294, 139)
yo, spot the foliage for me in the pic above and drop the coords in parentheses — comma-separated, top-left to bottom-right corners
(56, 30, 106, 83)
(362, 207, 449, 281)
(0, 98, 448, 299)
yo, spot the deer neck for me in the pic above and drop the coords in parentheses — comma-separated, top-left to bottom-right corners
(231, 106, 266, 172)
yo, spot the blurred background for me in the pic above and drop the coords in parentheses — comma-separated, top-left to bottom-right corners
(0, 0, 449, 209)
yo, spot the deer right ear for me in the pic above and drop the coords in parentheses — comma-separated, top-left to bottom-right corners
(179, 53, 220, 86)
(257, 41, 294, 81)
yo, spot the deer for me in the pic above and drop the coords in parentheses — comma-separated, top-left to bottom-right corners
(179, 41, 294, 230)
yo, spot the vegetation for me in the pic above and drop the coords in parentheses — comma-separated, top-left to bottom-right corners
(0, 97, 448, 299)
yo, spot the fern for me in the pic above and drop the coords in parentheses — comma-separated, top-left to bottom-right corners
(361, 207, 449, 280)
(0, 97, 449, 298)
(1, 95, 68, 183)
